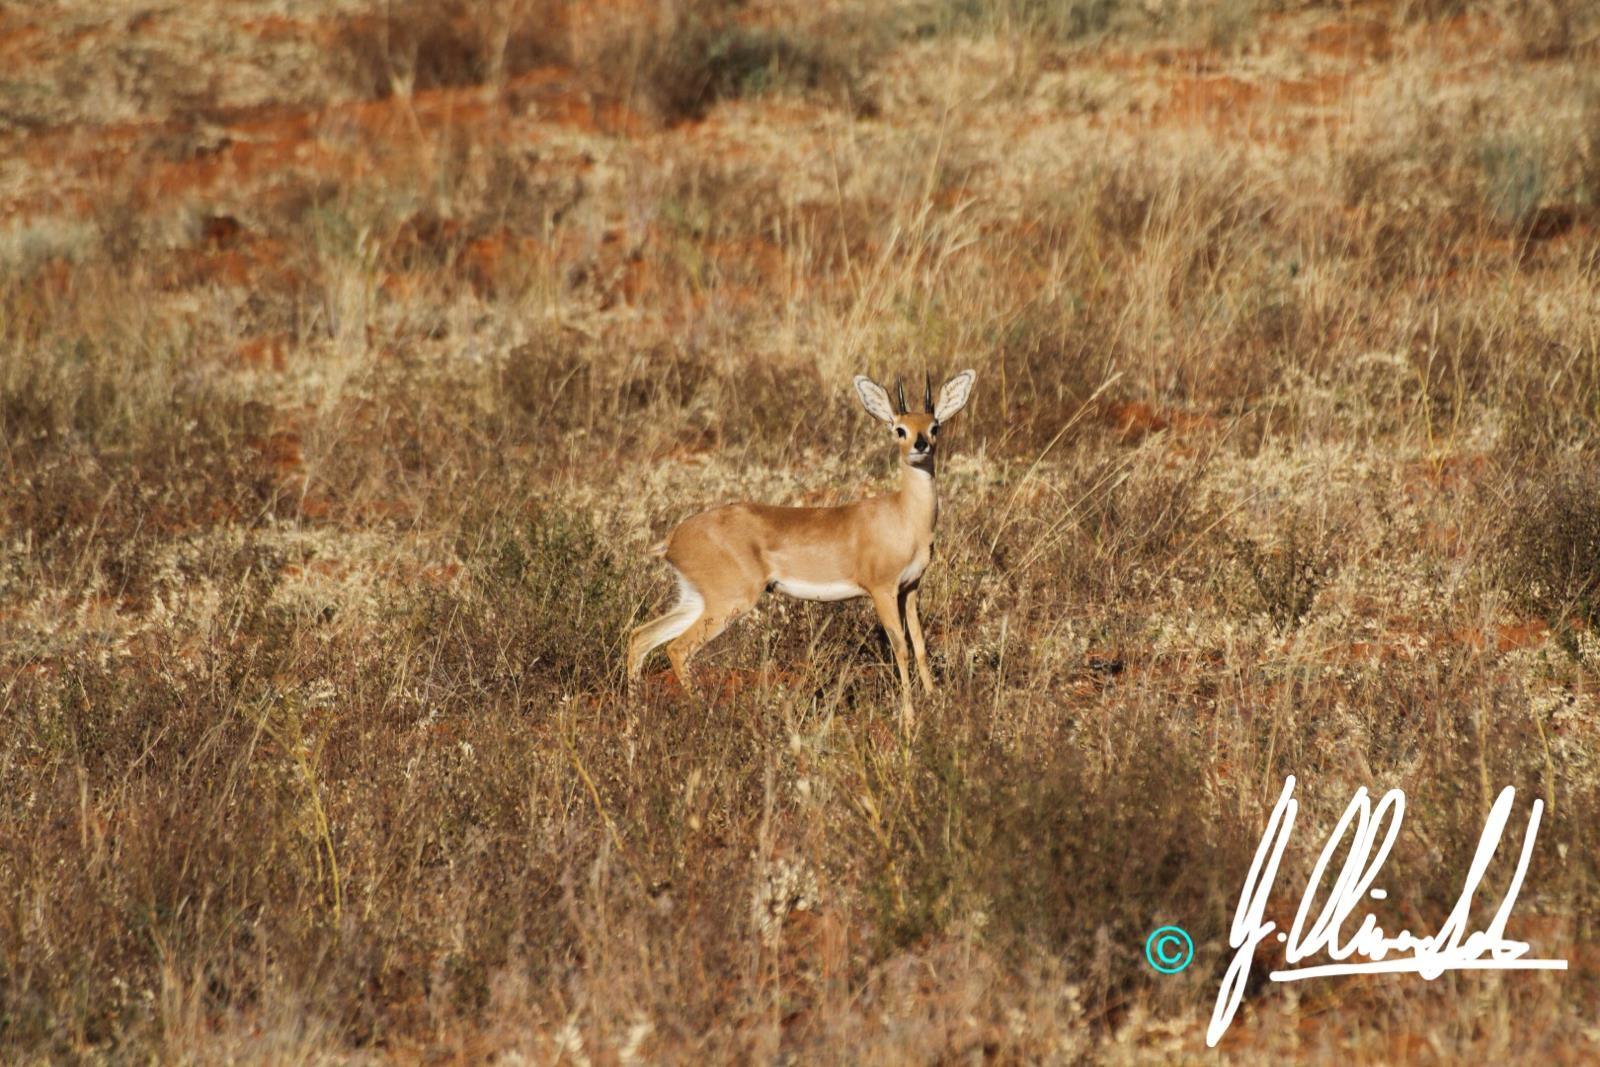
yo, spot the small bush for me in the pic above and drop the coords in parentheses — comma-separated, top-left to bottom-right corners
(1501, 461, 1600, 656)
(913, 0, 1259, 47)
(0, 331, 284, 596)
(587, 6, 878, 122)
(1581, 82, 1600, 208)
(444, 503, 635, 693)
(1478, 137, 1547, 230)
(334, 0, 566, 98)
(917, 0, 1124, 41)
(985, 302, 1115, 454)
(1059, 455, 1217, 602)
(1507, 0, 1599, 59)
(1230, 512, 1333, 632)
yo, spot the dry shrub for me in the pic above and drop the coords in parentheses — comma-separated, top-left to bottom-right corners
(334, 0, 567, 98)
(1581, 81, 1600, 208)
(935, 0, 1126, 40)
(1472, 309, 1600, 457)
(1048, 452, 1217, 605)
(497, 332, 598, 435)
(985, 303, 1116, 454)
(443, 501, 637, 692)
(495, 330, 832, 461)
(917, 0, 1260, 47)
(1505, 0, 1600, 59)
(1398, 0, 1472, 20)
(1230, 510, 1336, 632)
(860, 697, 1255, 1004)
(1074, 145, 1302, 405)
(1478, 136, 1549, 231)
(581, 2, 879, 122)
(651, 159, 786, 246)
(0, 319, 285, 599)
(1500, 459, 1600, 656)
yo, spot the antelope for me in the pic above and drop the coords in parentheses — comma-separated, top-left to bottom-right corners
(627, 369, 976, 728)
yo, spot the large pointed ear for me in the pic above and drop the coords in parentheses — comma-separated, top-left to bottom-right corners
(853, 375, 897, 425)
(934, 369, 976, 422)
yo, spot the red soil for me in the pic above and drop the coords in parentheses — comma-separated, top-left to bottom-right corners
(1103, 400, 1214, 443)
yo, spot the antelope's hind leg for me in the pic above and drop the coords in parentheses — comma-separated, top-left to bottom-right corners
(665, 616, 718, 694)
(665, 588, 759, 696)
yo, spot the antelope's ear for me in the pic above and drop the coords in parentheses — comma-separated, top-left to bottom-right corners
(853, 375, 897, 424)
(934, 369, 976, 422)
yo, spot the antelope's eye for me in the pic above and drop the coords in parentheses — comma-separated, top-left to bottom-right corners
(930, 424, 939, 435)
(895, 427, 908, 438)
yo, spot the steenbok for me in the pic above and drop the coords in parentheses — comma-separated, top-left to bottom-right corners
(627, 369, 976, 728)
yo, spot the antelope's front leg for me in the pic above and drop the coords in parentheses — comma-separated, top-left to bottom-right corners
(870, 588, 916, 729)
(901, 586, 934, 695)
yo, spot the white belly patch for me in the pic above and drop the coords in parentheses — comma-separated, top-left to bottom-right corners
(770, 578, 864, 602)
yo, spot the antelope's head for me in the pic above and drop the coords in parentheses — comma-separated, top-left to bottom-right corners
(853, 370, 976, 473)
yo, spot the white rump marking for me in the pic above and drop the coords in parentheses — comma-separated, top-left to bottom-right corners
(771, 577, 864, 602)
(661, 572, 705, 639)
(631, 569, 704, 671)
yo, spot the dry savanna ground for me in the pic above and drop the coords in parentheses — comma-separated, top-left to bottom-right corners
(4, 0, 1600, 1062)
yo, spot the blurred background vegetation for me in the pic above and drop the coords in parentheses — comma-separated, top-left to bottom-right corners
(3, 0, 1599, 1060)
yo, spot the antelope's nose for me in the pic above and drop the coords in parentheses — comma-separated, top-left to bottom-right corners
(913, 434, 931, 453)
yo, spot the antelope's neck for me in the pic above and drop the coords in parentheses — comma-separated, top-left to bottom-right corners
(899, 463, 938, 532)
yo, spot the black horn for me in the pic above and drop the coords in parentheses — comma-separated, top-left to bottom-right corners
(924, 371, 934, 413)
(895, 377, 907, 414)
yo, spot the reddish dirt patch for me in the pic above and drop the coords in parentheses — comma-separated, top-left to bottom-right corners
(378, 271, 425, 300)
(142, 112, 348, 205)
(1305, 18, 1393, 60)
(1328, 617, 1550, 667)
(235, 334, 290, 372)
(1145, 66, 1365, 147)
(1493, 619, 1549, 652)
(1141, 45, 1217, 72)
(636, 664, 812, 701)
(239, 15, 341, 44)
(1401, 452, 1490, 495)
(250, 430, 304, 474)
(2, 56, 639, 227)
(157, 233, 298, 292)
(1103, 400, 1212, 443)
(461, 231, 539, 294)
(295, 493, 335, 521)
(0, 14, 106, 67)
(1158, 74, 1263, 129)
(507, 66, 646, 135)
(1272, 71, 1354, 108)
(709, 235, 786, 284)
(699, 665, 812, 697)
(415, 562, 462, 587)
(0, 19, 45, 62)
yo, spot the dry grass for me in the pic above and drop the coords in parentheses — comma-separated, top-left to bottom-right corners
(3, 0, 1600, 1061)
